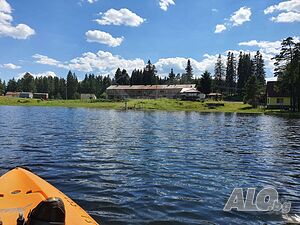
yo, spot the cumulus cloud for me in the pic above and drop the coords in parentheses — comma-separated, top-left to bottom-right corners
(0, 0, 35, 39)
(85, 30, 124, 47)
(32, 51, 145, 74)
(214, 6, 251, 34)
(1, 63, 21, 69)
(155, 55, 219, 77)
(264, 0, 300, 23)
(230, 7, 252, 26)
(215, 24, 227, 33)
(159, 0, 175, 11)
(238, 36, 300, 74)
(95, 8, 145, 27)
(32, 54, 62, 66)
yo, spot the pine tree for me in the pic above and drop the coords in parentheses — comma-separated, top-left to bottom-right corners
(274, 37, 300, 111)
(225, 52, 237, 95)
(143, 60, 157, 85)
(168, 68, 176, 84)
(66, 71, 79, 99)
(200, 71, 212, 94)
(20, 72, 36, 92)
(214, 54, 225, 93)
(6, 78, 17, 92)
(253, 51, 266, 87)
(0, 79, 5, 95)
(185, 59, 193, 83)
(244, 75, 259, 108)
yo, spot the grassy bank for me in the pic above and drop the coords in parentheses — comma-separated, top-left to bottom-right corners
(0, 96, 267, 113)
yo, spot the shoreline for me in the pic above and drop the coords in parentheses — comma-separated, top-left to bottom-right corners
(0, 97, 299, 116)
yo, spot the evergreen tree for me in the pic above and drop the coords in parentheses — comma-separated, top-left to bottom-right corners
(0, 79, 5, 95)
(237, 52, 252, 95)
(168, 68, 176, 84)
(253, 51, 266, 87)
(185, 59, 193, 83)
(114, 68, 122, 84)
(244, 75, 259, 108)
(143, 60, 157, 85)
(6, 78, 17, 92)
(214, 54, 225, 93)
(274, 37, 300, 111)
(66, 71, 79, 99)
(20, 72, 36, 92)
(225, 52, 237, 95)
(200, 71, 212, 94)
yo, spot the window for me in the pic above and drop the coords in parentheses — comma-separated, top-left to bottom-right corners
(277, 98, 284, 104)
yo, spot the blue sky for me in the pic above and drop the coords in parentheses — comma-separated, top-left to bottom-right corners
(0, 0, 299, 81)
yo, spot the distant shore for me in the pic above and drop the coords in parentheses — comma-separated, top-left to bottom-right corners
(0, 96, 299, 116)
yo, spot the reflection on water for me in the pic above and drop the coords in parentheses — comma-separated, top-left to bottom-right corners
(0, 106, 300, 225)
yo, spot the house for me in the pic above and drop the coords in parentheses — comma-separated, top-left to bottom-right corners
(81, 94, 97, 100)
(106, 84, 196, 99)
(19, 92, 33, 99)
(266, 81, 290, 109)
(5, 92, 20, 98)
(33, 93, 49, 100)
(180, 88, 205, 101)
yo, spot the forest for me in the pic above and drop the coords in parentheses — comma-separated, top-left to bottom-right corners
(0, 37, 299, 111)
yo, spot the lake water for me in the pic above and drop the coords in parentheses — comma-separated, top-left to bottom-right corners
(0, 106, 299, 225)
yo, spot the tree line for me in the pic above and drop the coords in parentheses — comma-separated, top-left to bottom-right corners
(273, 37, 300, 112)
(1, 37, 298, 111)
(1, 71, 112, 99)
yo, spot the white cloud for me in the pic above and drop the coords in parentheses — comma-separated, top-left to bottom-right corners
(212, 8, 218, 13)
(32, 54, 62, 66)
(87, 0, 97, 3)
(0, 0, 11, 13)
(215, 24, 227, 33)
(239, 40, 282, 54)
(214, 6, 251, 34)
(159, 0, 175, 11)
(230, 7, 252, 26)
(85, 30, 124, 47)
(238, 36, 300, 76)
(33, 51, 145, 74)
(34, 71, 58, 78)
(17, 71, 58, 80)
(95, 8, 145, 27)
(155, 55, 219, 77)
(264, 0, 300, 23)
(1, 63, 21, 69)
(271, 11, 300, 22)
(0, 0, 35, 39)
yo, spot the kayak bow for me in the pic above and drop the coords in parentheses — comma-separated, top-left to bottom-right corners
(0, 167, 99, 225)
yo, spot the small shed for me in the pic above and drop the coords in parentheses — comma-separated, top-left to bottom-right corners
(266, 81, 290, 109)
(5, 92, 20, 98)
(19, 92, 33, 99)
(33, 93, 49, 100)
(180, 88, 205, 101)
(207, 93, 223, 101)
(81, 94, 97, 100)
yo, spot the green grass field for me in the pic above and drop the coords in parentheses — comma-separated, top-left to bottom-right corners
(0, 96, 268, 113)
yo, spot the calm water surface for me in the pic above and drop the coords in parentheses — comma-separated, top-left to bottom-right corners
(0, 106, 299, 225)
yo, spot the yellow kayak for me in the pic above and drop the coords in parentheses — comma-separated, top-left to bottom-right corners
(0, 167, 99, 225)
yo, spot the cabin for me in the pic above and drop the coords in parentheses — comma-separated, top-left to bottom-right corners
(106, 84, 196, 99)
(266, 81, 290, 109)
(33, 93, 49, 100)
(19, 92, 33, 99)
(81, 94, 97, 100)
(5, 92, 20, 98)
(180, 88, 205, 101)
